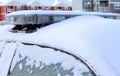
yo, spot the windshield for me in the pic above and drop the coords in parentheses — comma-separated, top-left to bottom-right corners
(0, 41, 96, 76)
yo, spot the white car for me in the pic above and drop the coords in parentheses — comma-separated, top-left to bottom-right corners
(0, 15, 120, 76)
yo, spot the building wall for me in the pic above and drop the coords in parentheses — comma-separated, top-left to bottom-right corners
(0, 6, 7, 21)
(72, 0, 83, 11)
(72, 0, 96, 11)
(95, 0, 120, 13)
(72, 0, 120, 13)
(0, 5, 72, 21)
(0, 6, 18, 21)
(110, 0, 120, 2)
(110, 3, 120, 13)
(83, 0, 95, 11)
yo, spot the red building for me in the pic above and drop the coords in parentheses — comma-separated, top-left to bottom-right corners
(0, 0, 72, 21)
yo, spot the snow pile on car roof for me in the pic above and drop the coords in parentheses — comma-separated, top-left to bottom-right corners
(6, 10, 120, 17)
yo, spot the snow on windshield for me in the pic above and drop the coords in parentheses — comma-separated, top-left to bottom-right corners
(9, 43, 94, 76)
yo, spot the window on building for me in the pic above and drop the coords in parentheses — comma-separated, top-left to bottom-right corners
(45, 7, 51, 10)
(114, 3, 120, 9)
(84, 2, 91, 11)
(37, 6, 42, 10)
(100, 1, 108, 7)
(16, 6, 22, 11)
(7, 6, 14, 13)
(8, 6, 13, 9)
(24, 5, 28, 10)
(57, 7, 62, 10)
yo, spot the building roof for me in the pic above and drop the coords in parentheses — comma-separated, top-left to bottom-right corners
(27, 0, 44, 6)
(52, 0, 71, 6)
(0, 0, 72, 6)
(1, 0, 24, 6)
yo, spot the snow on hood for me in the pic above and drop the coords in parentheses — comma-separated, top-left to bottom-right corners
(0, 15, 120, 76)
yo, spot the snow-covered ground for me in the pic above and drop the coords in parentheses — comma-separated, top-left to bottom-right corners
(0, 15, 120, 76)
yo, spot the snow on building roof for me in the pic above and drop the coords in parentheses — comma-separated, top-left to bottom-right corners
(0, 0, 72, 6)
(1, 0, 24, 6)
(27, 0, 44, 6)
(52, 0, 71, 6)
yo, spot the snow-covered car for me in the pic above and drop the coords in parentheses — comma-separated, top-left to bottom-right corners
(0, 15, 120, 76)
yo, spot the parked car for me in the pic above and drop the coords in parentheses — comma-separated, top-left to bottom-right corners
(5, 10, 120, 33)
(0, 14, 120, 76)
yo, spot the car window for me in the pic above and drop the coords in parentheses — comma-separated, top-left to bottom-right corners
(6, 43, 96, 76)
